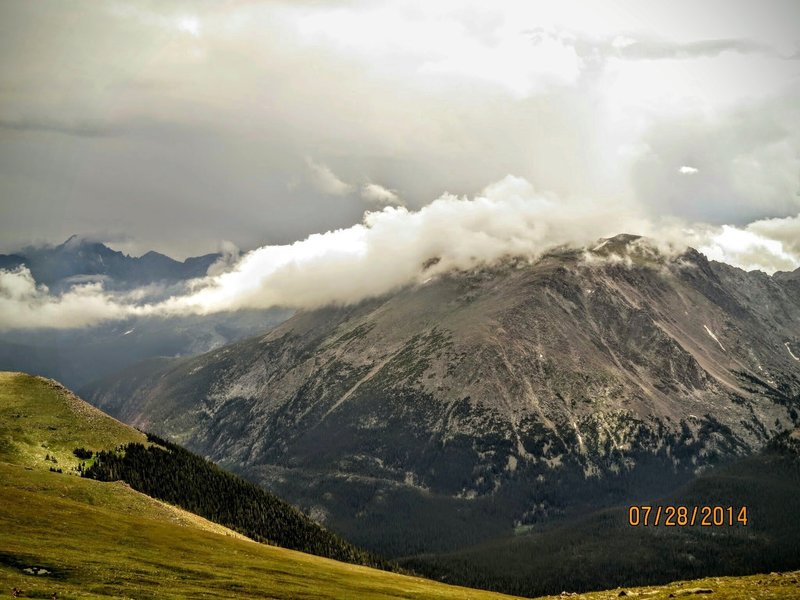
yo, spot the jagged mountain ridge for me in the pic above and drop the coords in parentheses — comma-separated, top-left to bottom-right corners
(85, 235, 800, 555)
(0, 235, 291, 389)
(0, 234, 221, 291)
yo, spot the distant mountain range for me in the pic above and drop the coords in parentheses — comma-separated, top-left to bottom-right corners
(0, 234, 221, 291)
(83, 234, 800, 570)
(0, 236, 291, 389)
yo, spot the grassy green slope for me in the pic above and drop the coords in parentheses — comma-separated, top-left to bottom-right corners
(0, 462, 528, 600)
(0, 371, 526, 599)
(534, 572, 800, 600)
(0, 372, 146, 471)
(1, 372, 381, 566)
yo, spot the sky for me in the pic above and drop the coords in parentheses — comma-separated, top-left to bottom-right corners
(0, 0, 799, 327)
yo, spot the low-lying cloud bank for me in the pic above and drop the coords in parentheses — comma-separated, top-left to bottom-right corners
(2, 175, 799, 330)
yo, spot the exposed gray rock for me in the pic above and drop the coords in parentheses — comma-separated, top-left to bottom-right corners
(85, 236, 800, 555)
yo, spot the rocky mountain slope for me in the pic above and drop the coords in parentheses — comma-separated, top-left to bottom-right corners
(85, 235, 800, 555)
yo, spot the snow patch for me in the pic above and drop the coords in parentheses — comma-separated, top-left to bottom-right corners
(506, 455, 518, 472)
(703, 325, 726, 352)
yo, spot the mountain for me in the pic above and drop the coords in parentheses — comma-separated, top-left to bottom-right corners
(84, 235, 800, 559)
(0, 253, 25, 271)
(0, 371, 525, 599)
(0, 235, 221, 291)
(0, 235, 292, 389)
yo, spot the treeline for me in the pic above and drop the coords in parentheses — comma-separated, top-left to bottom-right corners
(406, 529, 774, 597)
(83, 433, 390, 569)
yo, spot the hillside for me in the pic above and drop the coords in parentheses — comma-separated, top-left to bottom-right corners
(0, 371, 147, 471)
(0, 372, 377, 566)
(0, 463, 533, 599)
(0, 371, 530, 599)
(83, 433, 383, 566)
(84, 237, 800, 557)
(403, 430, 800, 596)
(2, 462, 798, 599)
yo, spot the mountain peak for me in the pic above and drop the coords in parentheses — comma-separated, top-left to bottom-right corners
(60, 233, 80, 248)
(55, 234, 118, 256)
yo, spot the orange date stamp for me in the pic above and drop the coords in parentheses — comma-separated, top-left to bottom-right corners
(628, 505, 748, 527)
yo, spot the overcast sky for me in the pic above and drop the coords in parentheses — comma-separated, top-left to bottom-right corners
(0, 0, 798, 261)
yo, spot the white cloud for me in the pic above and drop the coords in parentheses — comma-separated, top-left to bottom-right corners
(206, 241, 241, 277)
(697, 224, 799, 273)
(361, 183, 402, 206)
(678, 165, 699, 174)
(176, 16, 201, 38)
(306, 158, 354, 196)
(149, 175, 649, 316)
(746, 213, 800, 260)
(2, 173, 799, 330)
(0, 268, 133, 329)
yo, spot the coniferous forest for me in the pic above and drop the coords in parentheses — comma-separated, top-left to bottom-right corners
(402, 432, 800, 597)
(83, 433, 389, 570)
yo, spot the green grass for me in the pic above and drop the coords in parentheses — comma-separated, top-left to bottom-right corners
(0, 372, 146, 473)
(0, 462, 528, 599)
(533, 572, 800, 600)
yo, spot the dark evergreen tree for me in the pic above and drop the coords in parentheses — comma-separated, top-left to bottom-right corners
(84, 433, 392, 570)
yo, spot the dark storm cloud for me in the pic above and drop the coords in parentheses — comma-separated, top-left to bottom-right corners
(0, 0, 799, 328)
(0, 117, 119, 138)
(0, 0, 798, 259)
